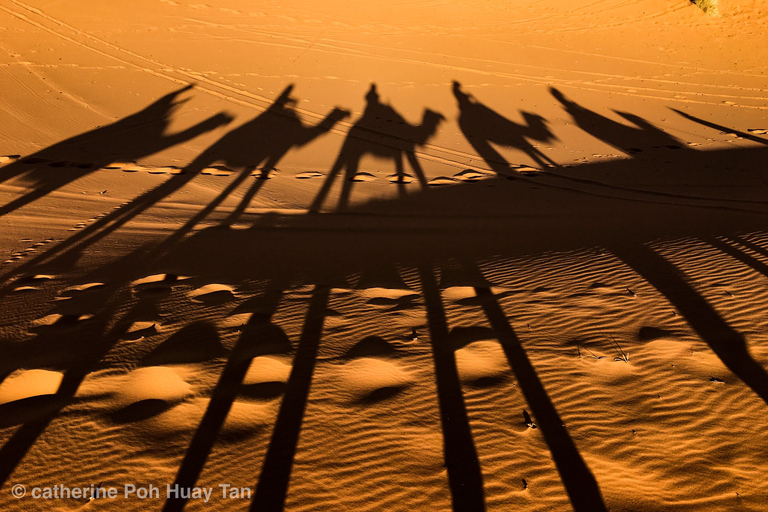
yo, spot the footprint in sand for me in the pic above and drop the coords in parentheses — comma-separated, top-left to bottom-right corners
(387, 173, 414, 184)
(337, 336, 414, 403)
(427, 176, 459, 186)
(295, 171, 324, 179)
(453, 169, 487, 182)
(11, 274, 54, 293)
(351, 171, 376, 182)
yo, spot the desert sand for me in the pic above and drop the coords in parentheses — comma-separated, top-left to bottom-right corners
(1, 0, 768, 511)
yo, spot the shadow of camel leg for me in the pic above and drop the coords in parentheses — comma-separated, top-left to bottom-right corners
(337, 154, 359, 211)
(309, 156, 345, 213)
(406, 151, 429, 188)
(474, 286, 608, 512)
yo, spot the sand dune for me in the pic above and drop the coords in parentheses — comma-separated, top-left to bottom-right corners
(1, 0, 768, 511)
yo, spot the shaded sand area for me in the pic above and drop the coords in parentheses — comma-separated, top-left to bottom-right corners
(1, 0, 768, 511)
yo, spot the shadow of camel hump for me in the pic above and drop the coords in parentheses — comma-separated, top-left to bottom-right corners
(310, 83, 444, 212)
(0, 85, 232, 217)
(452, 81, 558, 174)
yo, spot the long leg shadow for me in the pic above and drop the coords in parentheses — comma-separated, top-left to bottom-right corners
(0, 86, 346, 296)
(612, 243, 768, 406)
(729, 235, 768, 260)
(250, 285, 330, 512)
(0, 255, 145, 487)
(162, 287, 285, 512)
(0, 85, 231, 217)
(705, 236, 768, 279)
(473, 287, 608, 512)
(418, 265, 486, 512)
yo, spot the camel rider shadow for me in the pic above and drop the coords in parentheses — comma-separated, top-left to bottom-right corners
(310, 84, 444, 212)
(177, 84, 349, 224)
(452, 81, 558, 176)
(550, 87, 685, 156)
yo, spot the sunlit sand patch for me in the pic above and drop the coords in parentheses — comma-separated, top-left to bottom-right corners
(132, 273, 187, 287)
(0, 369, 64, 405)
(0, 155, 20, 164)
(515, 166, 543, 176)
(122, 321, 159, 341)
(59, 282, 106, 298)
(251, 168, 278, 178)
(455, 340, 509, 385)
(243, 356, 292, 385)
(295, 171, 324, 179)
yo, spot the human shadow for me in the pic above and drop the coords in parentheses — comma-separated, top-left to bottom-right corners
(310, 84, 444, 212)
(0, 85, 231, 217)
(551, 87, 685, 156)
(452, 81, 558, 174)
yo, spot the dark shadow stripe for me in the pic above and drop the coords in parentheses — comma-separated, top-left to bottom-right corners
(474, 286, 607, 512)
(419, 266, 486, 512)
(613, 243, 768, 406)
(250, 286, 330, 512)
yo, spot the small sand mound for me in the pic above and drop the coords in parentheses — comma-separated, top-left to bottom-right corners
(344, 336, 398, 359)
(336, 357, 414, 402)
(0, 369, 64, 405)
(143, 322, 225, 365)
(114, 366, 193, 407)
(455, 340, 509, 384)
(454, 169, 487, 181)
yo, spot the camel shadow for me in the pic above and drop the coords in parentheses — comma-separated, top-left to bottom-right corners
(452, 80, 558, 175)
(310, 83, 444, 212)
(0, 85, 231, 217)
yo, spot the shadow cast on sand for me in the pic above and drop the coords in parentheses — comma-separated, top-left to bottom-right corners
(3, 82, 768, 512)
(311, 83, 443, 212)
